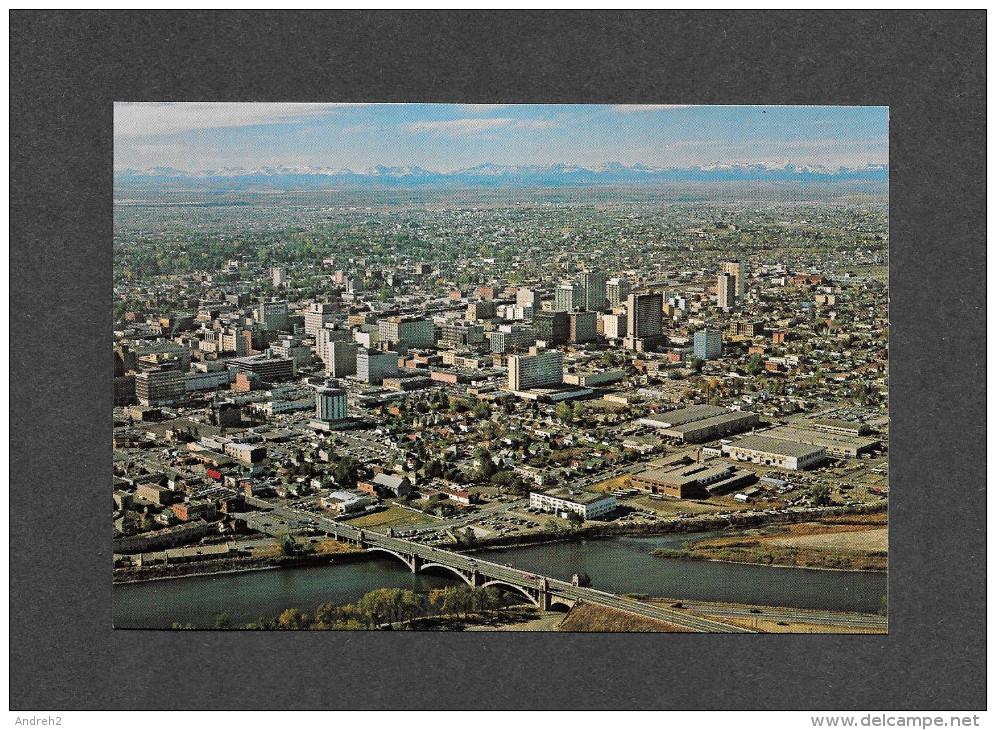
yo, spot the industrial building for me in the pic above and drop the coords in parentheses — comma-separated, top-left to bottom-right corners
(760, 424, 881, 458)
(639, 405, 759, 443)
(726, 434, 827, 470)
(630, 460, 757, 498)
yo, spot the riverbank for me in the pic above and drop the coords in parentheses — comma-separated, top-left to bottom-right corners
(112, 543, 364, 584)
(462, 500, 888, 551)
(650, 517, 888, 572)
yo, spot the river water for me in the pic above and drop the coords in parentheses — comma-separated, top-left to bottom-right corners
(113, 533, 887, 628)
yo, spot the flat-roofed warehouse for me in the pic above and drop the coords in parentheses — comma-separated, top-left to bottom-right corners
(762, 424, 881, 458)
(630, 460, 758, 498)
(726, 434, 827, 470)
(639, 405, 759, 443)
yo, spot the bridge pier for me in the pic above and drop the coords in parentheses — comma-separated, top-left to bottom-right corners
(410, 553, 423, 574)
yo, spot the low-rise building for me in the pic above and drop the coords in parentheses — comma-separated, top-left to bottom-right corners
(529, 488, 616, 520)
(726, 434, 827, 470)
(631, 461, 757, 498)
(321, 490, 376, 515)
(639, 405, 759, 443)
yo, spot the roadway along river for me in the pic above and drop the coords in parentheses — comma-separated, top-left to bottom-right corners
(113, 533, 887, 628)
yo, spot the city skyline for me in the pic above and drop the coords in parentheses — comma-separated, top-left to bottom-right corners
(114, 103, 889, 173)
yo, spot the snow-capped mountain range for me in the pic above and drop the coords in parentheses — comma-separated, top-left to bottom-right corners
(114, 162, 889, 189)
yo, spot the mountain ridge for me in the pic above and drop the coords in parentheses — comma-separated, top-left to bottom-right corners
(114, 162, 889, 189)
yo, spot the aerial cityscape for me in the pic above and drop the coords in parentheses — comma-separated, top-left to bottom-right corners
(113, 103, 888, 632)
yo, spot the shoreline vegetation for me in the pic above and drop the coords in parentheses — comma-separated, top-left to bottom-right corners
(650, 514, 887, 572)
(114, 502, 887, 584)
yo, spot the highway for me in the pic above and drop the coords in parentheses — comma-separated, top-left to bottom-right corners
(678, 601, 887, 630)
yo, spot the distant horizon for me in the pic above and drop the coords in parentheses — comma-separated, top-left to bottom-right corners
(114, 103, 889, 173)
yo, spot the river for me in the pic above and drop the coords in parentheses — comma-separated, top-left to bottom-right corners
(113, 533, 887, 628)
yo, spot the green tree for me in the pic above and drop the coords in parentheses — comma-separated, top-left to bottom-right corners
(808, 484, 831, 506)
(555, 402, 573, 423)
(213, 612, 232, 629)
(745, 353, 764, 376)
(277, 608, 309, 629)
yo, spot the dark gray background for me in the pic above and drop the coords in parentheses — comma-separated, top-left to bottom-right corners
(10, 10, 986, 711)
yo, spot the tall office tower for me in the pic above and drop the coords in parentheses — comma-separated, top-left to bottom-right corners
(606, 277, 631, 308)
(303, 302, 338, 336)
(315, 325, 352, 365)
(603, 313, 627, 340)
(533, 311, 571, 347)
(315, 381, 348, 424)
(258, 299, 289, 332)
(580, 270, 608, 312)
(271, 267, 287, 288)
(554, 282, 585, 312)
(356, 348, 400, 384)
(717, 272, 738, 311)
(326, 340, 358, 378)
(569, 310, 598, 343)
(516, 287, 537, 307)
(693, 328, 724, 360)
(721, 261, 746, 301)
(507, 348, 564, 391)
(626, 292, 664, 342)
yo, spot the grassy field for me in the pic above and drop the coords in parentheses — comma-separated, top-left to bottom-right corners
(589, 475, 631, 494)
(344, 505, 431, 528)
(557, 603, 692, 632)
(311, 540, 363, 556)
(652, 519, 888, 572)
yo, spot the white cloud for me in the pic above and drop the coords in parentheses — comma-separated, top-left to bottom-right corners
(405, 118, 516, 136)
(404, 117, 561, 137)
(611, 104, 697, 113)
(113, 102, 371, 139)
(459, 104, 513, 113)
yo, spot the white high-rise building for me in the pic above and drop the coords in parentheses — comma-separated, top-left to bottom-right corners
(717, 272, 738, 311)
(721, 261, 747, 301)
(304, 302, 338, 336)
(555, 282, 585, 312)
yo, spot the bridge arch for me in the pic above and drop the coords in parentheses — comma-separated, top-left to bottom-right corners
(479, 580, 540, 607)
(547, 595, 575, 612)
(417, 562, 473, 586)
(365, 547, 414, 569)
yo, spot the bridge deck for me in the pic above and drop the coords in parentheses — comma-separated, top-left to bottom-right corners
(278, 505, 754, 633)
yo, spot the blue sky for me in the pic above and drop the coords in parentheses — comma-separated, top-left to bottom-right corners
(114, 103, 888, 172)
